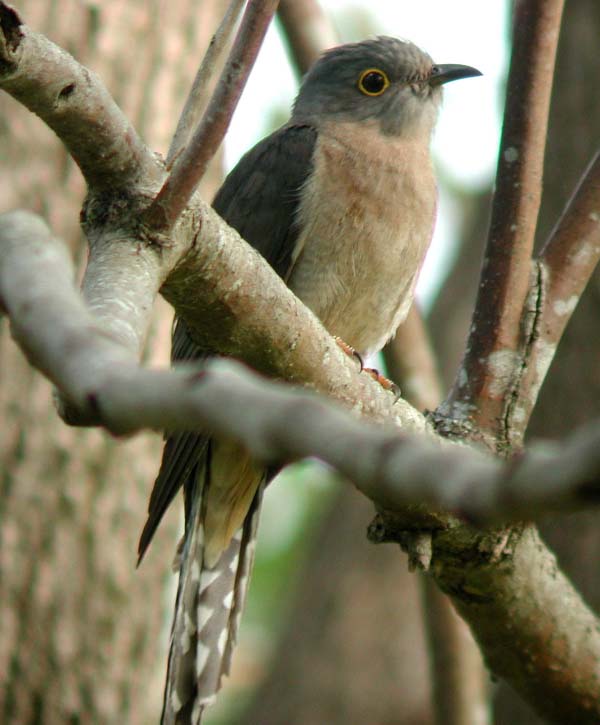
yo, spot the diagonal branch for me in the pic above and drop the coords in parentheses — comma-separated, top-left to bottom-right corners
(446, 0, 564, 437)
(3, 211, 600, 525)
(166, 0, 247, 166)
(145, 0, 280, 231)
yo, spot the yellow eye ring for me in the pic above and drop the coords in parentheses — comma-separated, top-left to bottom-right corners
(357, 68, 390, 96)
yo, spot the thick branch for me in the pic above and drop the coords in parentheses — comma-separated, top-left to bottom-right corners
(3, 211, 600, 523)
(447, 0, 564, 435)
(145, 0, 280, 230)
(0, 5, 160, 191)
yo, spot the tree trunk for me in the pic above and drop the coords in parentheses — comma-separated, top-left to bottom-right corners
(0, 2, 226, 722)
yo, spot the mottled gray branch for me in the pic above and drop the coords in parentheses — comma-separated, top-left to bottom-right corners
(2, 211, 600, 524)
(0, 209, 423, 432)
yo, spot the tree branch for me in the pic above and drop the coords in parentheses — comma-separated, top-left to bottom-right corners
(3, 5, 600, 720)
(3, 210, 600, 524)
(166, 0, 246, 166)
(506, 151, 600, 436)
(145, 0, 280, 230)
(446, 0, 565, 437)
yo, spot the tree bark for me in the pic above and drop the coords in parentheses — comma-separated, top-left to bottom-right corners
(0, 1, 226, 722)
(427, 2, 600, 721)
(494, 1, 600, 721)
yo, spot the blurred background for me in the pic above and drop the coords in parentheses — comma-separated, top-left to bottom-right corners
(1, 2, 599, 724)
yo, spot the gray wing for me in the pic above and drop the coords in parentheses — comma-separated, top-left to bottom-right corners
(137, 123, 318, 561)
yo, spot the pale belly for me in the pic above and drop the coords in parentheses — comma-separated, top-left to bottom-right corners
(287, 122, 436, 356)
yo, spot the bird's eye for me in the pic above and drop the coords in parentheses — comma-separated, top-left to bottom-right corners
(357, 68, 390, 96)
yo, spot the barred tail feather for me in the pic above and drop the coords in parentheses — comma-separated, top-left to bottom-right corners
(161, 485, 263, 725)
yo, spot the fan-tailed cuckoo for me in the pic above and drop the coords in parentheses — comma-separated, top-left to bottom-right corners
(138, 35, 480, 724)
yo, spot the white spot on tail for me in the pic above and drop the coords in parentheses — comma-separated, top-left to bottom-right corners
(171, 690, 182, 713)
(217, 628, 228, 654)
(196, 644, 210, 675)
(237, 575, 248, 599)
(229, 554, 239, 573)
(503, 146, 518, 163)
(180, 611, 195, 654)
(197, 604, 213, 629)
(223, 590, 233, 609)
(245, 538, 256, 556)
(200, 569, 220, 591)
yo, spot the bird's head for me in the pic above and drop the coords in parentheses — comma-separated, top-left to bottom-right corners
(292, 36, 481, 137)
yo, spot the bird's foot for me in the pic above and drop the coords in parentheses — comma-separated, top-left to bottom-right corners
(334, 337, 400, 400)
(334, 336, 363, 369)
(363, 367, 401, 400)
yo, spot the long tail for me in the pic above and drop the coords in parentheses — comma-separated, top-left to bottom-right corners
(161, 482, 263, 725)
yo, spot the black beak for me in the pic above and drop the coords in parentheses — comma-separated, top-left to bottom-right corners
(429, 64, 482, 87)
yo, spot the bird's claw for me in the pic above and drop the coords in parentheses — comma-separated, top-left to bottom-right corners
(363, 367, 401, 401)
(334, 336, 363, 370)
(334, 337, 400, 400)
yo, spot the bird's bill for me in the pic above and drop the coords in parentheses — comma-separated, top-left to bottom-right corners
(429, 63, 482, 86)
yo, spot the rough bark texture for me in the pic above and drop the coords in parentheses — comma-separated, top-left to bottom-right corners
(494, 2, 600, 721)
(428, 2, 600, 722)
(0, 1, 226, 722)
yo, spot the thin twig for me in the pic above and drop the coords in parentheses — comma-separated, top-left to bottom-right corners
(277, 0, 337, 76)
(145, 0, 280, 231)
(446, 0, 565, 436)
(166, 0, 246, 166)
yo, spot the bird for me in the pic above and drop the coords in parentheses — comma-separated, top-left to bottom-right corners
(138, 36, 481, 724)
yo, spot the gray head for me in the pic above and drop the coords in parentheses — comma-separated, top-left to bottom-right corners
(292, 36, 480, 137)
